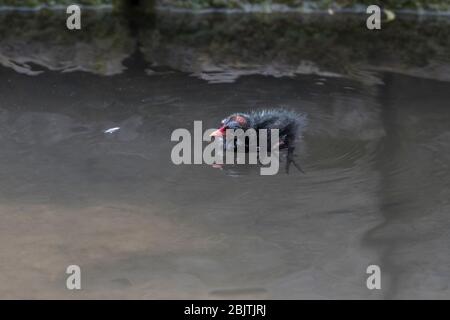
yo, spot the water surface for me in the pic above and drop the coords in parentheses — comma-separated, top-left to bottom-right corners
(0, 10, 449, 299)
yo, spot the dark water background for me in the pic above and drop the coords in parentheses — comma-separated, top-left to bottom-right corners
(0, 9, 449, 299)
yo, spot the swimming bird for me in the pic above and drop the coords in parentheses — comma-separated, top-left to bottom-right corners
(210, 108, 307, 173)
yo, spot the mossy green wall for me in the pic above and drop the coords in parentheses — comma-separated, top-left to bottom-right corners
(157, 0, 450, 10)
(0, 0, 112, 5)
(0, 0, 449, 11)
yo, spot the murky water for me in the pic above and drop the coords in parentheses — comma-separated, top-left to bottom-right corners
(0, 9, 449, 299)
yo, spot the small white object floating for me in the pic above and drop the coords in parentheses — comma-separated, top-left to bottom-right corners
(104, 127, 121, 134)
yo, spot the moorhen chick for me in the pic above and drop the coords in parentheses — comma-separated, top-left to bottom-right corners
(210, 108, 307, 173)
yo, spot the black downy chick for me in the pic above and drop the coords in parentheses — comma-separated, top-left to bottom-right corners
(210, 108, 307, 173)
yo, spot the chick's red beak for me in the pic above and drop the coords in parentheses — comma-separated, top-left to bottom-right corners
(210, 126, 226, 137)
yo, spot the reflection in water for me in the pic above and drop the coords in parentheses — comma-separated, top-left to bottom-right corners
(1, 10, 450, 83)
(0, 9, 449, 299)
(0, 10, 134, 75)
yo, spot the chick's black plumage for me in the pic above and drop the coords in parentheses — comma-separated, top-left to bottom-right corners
(212, 108, 307, 173)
